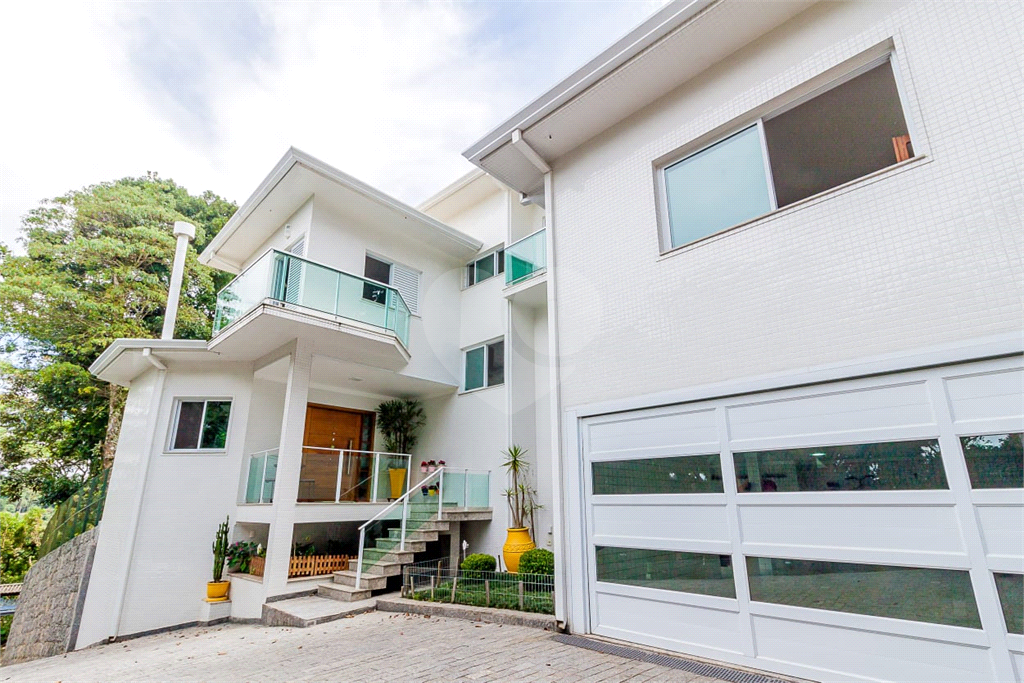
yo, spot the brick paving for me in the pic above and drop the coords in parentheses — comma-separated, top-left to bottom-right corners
(0, 611, 734, 682)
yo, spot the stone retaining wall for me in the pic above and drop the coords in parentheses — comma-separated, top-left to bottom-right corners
(3, 526, 98, 665)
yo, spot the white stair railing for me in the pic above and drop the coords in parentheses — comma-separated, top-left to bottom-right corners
(355, 467, 490, 589)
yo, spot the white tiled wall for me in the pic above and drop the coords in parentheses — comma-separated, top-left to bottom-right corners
(551, 0, 1023, 409)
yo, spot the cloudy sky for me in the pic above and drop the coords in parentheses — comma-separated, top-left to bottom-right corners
(0, 1, 665, 251)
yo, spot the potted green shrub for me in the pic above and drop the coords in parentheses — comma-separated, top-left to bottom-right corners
(376, 399, 426, 499)
(207, 516, 230, 602)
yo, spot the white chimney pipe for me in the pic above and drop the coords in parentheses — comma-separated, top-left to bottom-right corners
(161, 221, 196, 340)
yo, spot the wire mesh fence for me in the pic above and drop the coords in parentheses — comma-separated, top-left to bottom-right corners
(37, 469, 111, 558)
(402, 557, 554, 615)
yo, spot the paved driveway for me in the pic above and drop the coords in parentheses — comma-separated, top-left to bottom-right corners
(1, 612, 738, 682)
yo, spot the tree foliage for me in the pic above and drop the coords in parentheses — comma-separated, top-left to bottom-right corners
(0, 175, 236, 503)
(0, 507, 51, 583)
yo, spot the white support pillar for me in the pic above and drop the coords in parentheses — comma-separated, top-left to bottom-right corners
(264, 341, 313, 595)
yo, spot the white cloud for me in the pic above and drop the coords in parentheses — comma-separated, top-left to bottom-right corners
(0, 0, 666, 252)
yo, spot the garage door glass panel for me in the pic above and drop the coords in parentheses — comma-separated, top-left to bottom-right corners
(746, 556, 981, 629)
(994, 573, 1023, 634)
(592, 454, 724, 494)
(960, 433, 1023, 489)
(596, 546, 736, 598)
(734, 439, 947, 492)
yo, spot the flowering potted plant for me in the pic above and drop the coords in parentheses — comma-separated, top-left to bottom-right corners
(420, 461, 429, 473)
(438, 460, 446, 468)
(427, 460, 438, 472)
(226, 540, 265, 574)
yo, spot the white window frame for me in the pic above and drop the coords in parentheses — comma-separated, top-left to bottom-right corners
(656, 48, 920, 254)
(166, 397, 233, 454)
(461, 337, 505, 393)
(464, 246, 505, 289)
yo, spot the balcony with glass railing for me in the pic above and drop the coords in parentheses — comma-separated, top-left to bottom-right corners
(505, 229, 546, 286)
(213, 250, 411, 348)
(242, 448, 411, 505)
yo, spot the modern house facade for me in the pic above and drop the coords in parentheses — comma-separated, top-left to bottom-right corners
(69, 0, 1021, 681)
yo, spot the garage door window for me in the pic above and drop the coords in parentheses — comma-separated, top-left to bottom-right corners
(733, 439, 947, 492)
(592, 454, 723, 495)
(960, 433, 1023, 489)
(746, 557, 981, 629)
(596, 547, 735, 598)
(994, 573, 1023, 634)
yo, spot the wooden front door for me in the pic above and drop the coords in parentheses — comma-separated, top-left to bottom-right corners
(301, 405, 374, 502)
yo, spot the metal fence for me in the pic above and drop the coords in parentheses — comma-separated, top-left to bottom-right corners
(402, 557, 554, 615)
(37, 469, 111, 558)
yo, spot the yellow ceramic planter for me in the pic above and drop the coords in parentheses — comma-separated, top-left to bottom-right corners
(388, 468, 407, 499)
(502, 527, 535, 573)
(206, 580, 230, 602)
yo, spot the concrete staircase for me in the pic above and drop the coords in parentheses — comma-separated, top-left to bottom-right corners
(315, 503, 490, 604)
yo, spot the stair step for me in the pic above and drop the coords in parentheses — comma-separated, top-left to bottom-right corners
(362, 547, 415, 564)
(407, 513, 441, 521)
(375, 538, 426, 553)
(262, 595, 376, 628)
(318, 582, 373, 603)
(332, 570, 388, 590)
(387, 528, 438, 542)
(360, 560, 404, 577)
(413, 520, 450, 532)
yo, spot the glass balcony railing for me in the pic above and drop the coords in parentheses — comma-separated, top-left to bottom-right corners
(505, 229, 546, 286)
(213, 250, 411, 347)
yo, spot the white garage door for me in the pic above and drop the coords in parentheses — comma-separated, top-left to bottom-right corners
(578, 357, 1023, 683)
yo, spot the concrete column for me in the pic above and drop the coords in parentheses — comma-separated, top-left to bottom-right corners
(264, 341, 313, 594)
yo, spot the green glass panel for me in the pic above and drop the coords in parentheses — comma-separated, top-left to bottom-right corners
(665, 125, 772, 247)
(596, 546, 735, 598)
(746, 556, 982, 629)
(474, 254, 495, 283)
(465, 347, 485, 390)
(505, 230, 546, 285)
(994, 572, 1023, 634)
(200, 401, 231, 449)
(593, 454, 723, 494)
(961, 433, 1023, 489)
(245, 455, 264, 503)
(734, 439, 946, 492)
(262, 454, 277, 503)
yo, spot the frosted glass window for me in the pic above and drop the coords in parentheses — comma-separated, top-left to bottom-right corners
(593, 454, 723, 494)
(747, 556, 981, 629)
(664, 125, 772, 247)
(465, 347, 485, 391)
(596, 547, 735, 598)
(734, 439, 947, 492)
(961, 433, 1023, 489)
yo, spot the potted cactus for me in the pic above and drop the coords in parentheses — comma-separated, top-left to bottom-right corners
(207, 516, 231, 602)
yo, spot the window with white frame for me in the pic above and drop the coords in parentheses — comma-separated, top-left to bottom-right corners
(465, 248, 505, 287)
(464, 339, 504, 391)
(363, 253, 419, 314)
(661, 57, 913, 249)
(169, 399, 232, 451)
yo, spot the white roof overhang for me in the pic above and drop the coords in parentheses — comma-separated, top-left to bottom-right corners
(462, 0, 818, 195)
(200, 148, 483, 274)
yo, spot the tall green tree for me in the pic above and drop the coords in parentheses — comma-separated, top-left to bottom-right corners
(0, 175, 236, 503)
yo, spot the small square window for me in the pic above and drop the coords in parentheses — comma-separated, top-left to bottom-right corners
(464, 340, 504, 391)
(170, 400, 232, 451)
(363, 255, 392, 304)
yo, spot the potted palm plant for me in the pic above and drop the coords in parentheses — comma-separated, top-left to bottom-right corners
(207, 516, 230, 602)
(376, 399, 426, 499)
(501, 445, 540, 573)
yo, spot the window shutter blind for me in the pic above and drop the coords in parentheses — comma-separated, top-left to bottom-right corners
(391, 264, 419, 314)
(287, 237, 305, 257)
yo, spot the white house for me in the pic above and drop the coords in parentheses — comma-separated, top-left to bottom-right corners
(74, 0, 1021, 681)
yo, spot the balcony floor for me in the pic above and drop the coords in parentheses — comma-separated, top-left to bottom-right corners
(210, 301, 410, 369)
